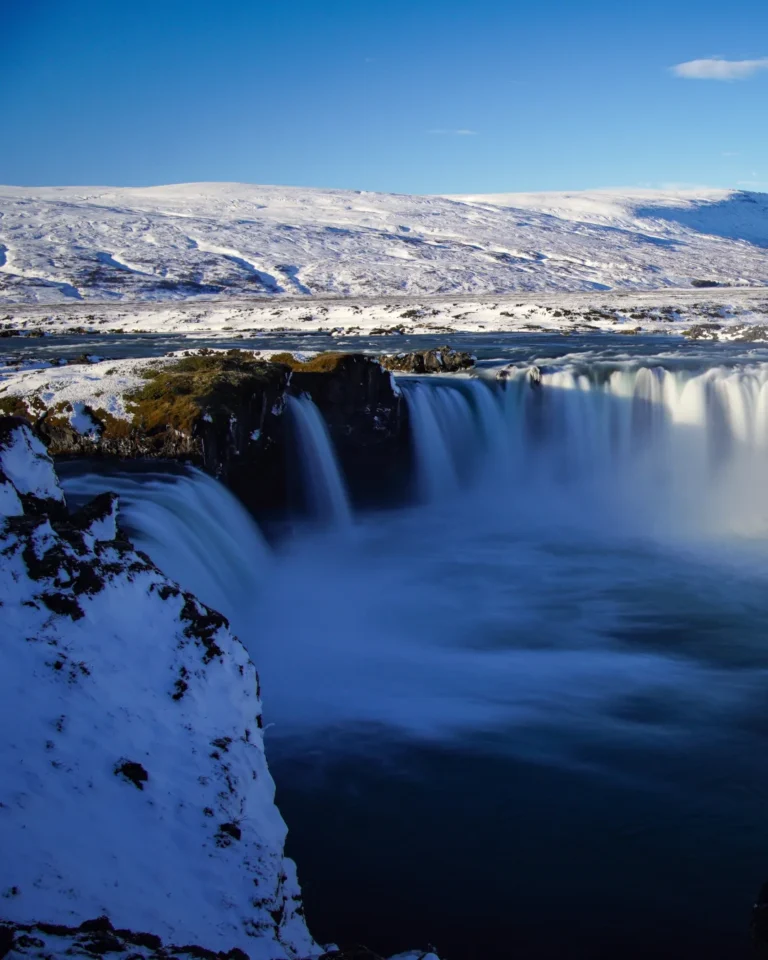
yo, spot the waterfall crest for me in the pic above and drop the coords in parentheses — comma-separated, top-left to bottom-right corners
(402, 364, 768, 538)
(62, 467, 269, 618)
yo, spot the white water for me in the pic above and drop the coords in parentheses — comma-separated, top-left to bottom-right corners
(61, 362, 768, 769)
(287, 394, 352, 526)
(401, 363, 768, 540)
(63, 468, 270, 617)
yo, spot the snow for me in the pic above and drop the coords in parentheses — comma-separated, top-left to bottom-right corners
(0, 352, 228, 427)
(0, 183, 767, 308)
(67, 401, 101, 435)
(450, 186, 736, 222)
(0, 421, 64, 504)
(3, 287, 768, 339)
(0, 356, 156, 420)
(0, 476, 23, 516)
(0, 424, 319, 959)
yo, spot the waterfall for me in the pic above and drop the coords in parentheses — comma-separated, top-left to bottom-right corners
(402, 379, 504, 501)
(402, 363, 768, 538)
(287, 395, 352, 526)
(61, 467, 269, 620)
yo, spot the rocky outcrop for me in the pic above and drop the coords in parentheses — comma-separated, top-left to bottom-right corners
(0, 418, 317, 959)
(0, 917, 253, 960)
(0, 350, 412, 515)
(680, 322, 723, 341)
(0, 351, 291, 515)
(274, 353, 410, 508)
(379, 347, 475, 375)
(0, 918, 439, 960)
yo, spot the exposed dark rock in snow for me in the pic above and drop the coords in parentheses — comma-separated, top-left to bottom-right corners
(379, 347, 475, 375)
(0, 418, 66, 519)
(528, 365, 543, 387)
(680, 322, 723, 340)
(496, 363, 542, 385)
(719, 323, 768, 342)
(30, 352, 290, 513)
(0, 918, 440, 960)
(0, 918, 278, 960)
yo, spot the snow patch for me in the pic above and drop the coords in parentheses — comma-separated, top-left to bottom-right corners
(0, 421, 64, 503)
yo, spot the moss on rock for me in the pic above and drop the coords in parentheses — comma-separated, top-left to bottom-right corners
(270, 351, 349, 374)
(125, 351, 284, 435)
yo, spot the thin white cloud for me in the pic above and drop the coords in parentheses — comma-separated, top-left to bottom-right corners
(427, 128, 478, 136)
(672, 57, 768, 80)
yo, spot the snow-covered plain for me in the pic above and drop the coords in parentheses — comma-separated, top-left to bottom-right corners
(0, 183, 766, 338)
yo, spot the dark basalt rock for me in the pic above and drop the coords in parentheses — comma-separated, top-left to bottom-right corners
(79, 917, 114, 933)
(379, 345, 475, 374)
(4, 353, 290, 518)
(318, 949, 437, 960)
(719, 323, 768, 343)
(278, 353, 411, 508)
(36, 351, 289, 489)
(496, 363, 542, 386)
(0, 925, 14, 959)
(70, 492, 119, 541)
(681, 322, 723, 340)
(114, 760, 149, 790)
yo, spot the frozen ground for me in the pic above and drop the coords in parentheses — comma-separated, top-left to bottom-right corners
(3, 287, 768, 340)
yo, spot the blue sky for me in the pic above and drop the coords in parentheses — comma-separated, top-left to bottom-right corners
(2, 0, 767, 194)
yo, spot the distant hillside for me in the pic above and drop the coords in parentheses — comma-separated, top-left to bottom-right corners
(0, 183, 766, 303)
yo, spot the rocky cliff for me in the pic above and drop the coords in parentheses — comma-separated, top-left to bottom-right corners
(0, 417, 318, 959)
(0, 349, 410, 515)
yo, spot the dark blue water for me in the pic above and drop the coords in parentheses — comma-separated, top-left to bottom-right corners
(6, 330, 768, 370)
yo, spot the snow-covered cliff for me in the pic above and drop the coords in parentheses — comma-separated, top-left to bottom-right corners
(0, 417, 317, 959)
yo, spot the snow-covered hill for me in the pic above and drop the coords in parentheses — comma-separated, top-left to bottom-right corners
(0, 183, 767, 304)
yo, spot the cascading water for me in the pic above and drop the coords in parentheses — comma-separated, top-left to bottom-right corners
(287, 394, 352, 526)
(62, 467, 269, 622)
(57, 353, 768, 960)
(401, 379, 503, 501)
(402, 363, 768, 540)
